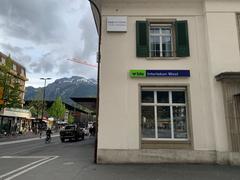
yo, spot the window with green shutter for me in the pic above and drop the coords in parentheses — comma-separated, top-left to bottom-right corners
(136, 21, 149, 57)
(136, 20, 190, 58)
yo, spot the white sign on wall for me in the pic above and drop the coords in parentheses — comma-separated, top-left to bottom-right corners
(107, 16, 127, 32)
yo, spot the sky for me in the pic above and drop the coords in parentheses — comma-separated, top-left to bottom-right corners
(0, 0, 98, 87)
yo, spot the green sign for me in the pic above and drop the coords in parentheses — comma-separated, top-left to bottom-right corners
(129, 70, 146, 78)
(130, 69, 191, 78)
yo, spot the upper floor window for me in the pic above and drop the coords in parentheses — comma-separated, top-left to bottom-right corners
(13, 64, 17, 71)
(136, 20, 190, 58)
(0, 57, 6, 64)
(21, 68, 25, 76)
(149, 23, 173, 57)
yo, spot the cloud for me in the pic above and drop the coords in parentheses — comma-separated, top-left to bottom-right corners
(0, 0, 98, 87)
(0, 0, 67, 44)
(0, 43, 32, 66)
(0, 43, 23, 53)
(77, 11, 98, 61)
(29, 52, 55, 73)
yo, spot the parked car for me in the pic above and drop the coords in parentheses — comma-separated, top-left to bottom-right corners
(60, 124, 84, 142)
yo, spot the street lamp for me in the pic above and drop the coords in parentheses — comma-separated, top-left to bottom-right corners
(40, 78, 51, 124)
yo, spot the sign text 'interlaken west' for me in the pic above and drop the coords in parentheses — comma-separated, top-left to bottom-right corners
(129, 70, 190, 78)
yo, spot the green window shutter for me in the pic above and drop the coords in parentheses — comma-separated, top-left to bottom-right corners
(136, 21, 149, 57)
(176, 20, 190, 57)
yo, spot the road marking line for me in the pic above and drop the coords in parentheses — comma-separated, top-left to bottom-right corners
(0, 135, 59, 146)
(0, 156, 50, 159)
(0, 157, 48, 179)
(4, 156, 59, 180)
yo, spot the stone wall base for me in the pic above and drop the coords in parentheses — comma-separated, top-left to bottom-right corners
(97, 149, 240, 165)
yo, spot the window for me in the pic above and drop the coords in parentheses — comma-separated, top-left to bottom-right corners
(21, 68, 25, 76)
(0, 57, 6, 64)
(136, 20, 190, 58)
(237, 14, 240, 49)
(149, 23, 174, 57)
(141, 87, 188, 140)
(13, 64, 17, 71)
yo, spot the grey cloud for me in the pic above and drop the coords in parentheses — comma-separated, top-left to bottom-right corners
(0, 0, 67, 44)
(0, 43, 23, 54)
(57, 61, 71, 75)
(0, 43, 32, 65)
(76, 10, 98, 60)
(30, 52, 55, 73)
(0, 0, 98, 82)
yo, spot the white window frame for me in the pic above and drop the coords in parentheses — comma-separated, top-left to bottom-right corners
(141, 87, 188, 141)
(149, 23, 174, 58)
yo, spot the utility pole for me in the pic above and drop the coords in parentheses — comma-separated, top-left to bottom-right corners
(40, 78, 51, 124)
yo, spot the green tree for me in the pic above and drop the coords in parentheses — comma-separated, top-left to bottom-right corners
(67, 114, 74, 124)
(27, 89, 45, 118)
(0, 55, 22, 110)
(7, 80, 22, 108)
(48, 97, 66, 121)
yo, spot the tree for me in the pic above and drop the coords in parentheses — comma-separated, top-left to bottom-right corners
(26, 89, 45, 118)
(68, 114, 74, 124)
(48, 97, 66, 121)
(7, 80, 22, 108)
(0, 55, 22, 110)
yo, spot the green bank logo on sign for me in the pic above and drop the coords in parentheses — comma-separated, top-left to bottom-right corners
(129, 70, 146, 78)
(130, 70, 191, 78)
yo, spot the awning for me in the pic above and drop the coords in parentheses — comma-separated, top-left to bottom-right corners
(215, 72, 240, 81)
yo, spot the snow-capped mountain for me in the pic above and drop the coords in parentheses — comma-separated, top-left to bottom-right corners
(25, 76, 97, 104)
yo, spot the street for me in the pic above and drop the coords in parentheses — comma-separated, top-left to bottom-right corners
(0, 136, 240, 180)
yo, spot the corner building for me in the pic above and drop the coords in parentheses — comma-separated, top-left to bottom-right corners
(91, 0, 240, 164)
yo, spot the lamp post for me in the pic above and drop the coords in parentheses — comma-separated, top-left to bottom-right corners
(88, 0, 101, 164)
(40, 78, 51, 123)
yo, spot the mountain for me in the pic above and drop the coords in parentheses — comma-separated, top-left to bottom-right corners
(25, 76, 97, 105)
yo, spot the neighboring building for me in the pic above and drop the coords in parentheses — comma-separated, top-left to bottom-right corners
(24, 100, 92, 127)
(70, 97, 96, 125)
(0, 52, 28, 135)
(0, 108, 32, 134)
(91, 0, 240, 164)
(0, 52, 28, 106)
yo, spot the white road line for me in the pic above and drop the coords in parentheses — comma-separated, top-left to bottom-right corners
(0, 140, 59, 157)
(4, 156, 59, 180)
(0, 156, 50, 159)
(0, 157, 48, 179)
(0, 135, 60, 146)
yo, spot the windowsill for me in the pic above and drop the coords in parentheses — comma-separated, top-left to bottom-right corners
(141, 139, 192, 149)
(146, 57, 183, 60)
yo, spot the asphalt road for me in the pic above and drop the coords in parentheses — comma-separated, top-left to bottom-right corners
(0, 136, 240, 180)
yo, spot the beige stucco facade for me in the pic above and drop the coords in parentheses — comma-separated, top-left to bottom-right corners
(91, 0, 240, 164)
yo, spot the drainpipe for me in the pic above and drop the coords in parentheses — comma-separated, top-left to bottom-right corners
(88, 0, 102, 164)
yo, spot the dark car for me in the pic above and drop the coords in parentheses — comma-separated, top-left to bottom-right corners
(60, 125, 84, 142)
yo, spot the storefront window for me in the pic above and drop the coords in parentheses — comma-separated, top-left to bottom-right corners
(142, 106, 155, 138)
(141, 91, 154, 103)
(157, 106, 171, 138)
(141, 87, 188, 140)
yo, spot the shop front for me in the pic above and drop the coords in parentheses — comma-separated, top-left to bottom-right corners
(0, 108, 32, 135)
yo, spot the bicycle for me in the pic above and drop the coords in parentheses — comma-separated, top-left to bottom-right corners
(45, 135, 51, 144)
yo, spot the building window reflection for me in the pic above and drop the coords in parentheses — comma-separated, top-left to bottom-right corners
(141, 87, 188, 140)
